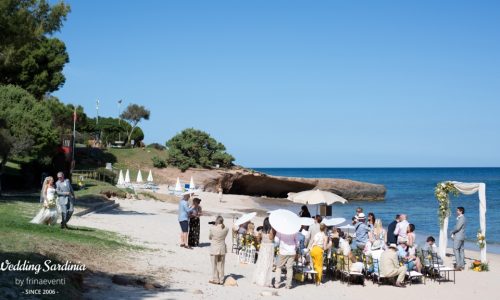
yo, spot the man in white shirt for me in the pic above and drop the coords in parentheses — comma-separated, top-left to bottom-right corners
(274, 232, 298, 289)
(394, 214, 409, 244)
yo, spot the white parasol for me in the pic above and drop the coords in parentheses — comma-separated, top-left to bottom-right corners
(321, 217, 346, 227)
(117, 170, 124, 185)
(269, 209, 301, 235)
(125, 169, 131, 183)
(289, 189, 348, 205)
(299, 217, 314, 226)
(147, 170, 153, 182)
(136, 170, 143, 183)
(234, 212, 257, 226)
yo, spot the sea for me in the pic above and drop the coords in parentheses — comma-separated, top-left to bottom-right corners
(254, 167, 500, 253)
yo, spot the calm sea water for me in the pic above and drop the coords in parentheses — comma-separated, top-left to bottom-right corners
(254, 168, 500, 253)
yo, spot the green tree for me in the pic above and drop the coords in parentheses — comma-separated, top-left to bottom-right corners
(85, 117, 144, 146)
(120, 104, 150, 146)
(43, 96, 87, 136)
(0, 0, 70, 99)
(0, 85, 58, 194)
(166, 128, 234, 171)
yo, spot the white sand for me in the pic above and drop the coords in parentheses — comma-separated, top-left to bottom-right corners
(72, 192, 500, 299)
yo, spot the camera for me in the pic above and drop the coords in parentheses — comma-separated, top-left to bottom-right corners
(208, 221, 216, 225)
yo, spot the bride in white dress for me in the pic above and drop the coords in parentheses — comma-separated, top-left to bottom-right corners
(30, 176, 59, 225)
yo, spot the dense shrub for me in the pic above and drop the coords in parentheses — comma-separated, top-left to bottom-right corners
(96, 168, 117, 184)
(151, 156, 167, 168)
(147, 143, 166, 151)
(166, 128, 234, 172)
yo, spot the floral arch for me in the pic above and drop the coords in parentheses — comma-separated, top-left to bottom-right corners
(435, 181, 487, 263)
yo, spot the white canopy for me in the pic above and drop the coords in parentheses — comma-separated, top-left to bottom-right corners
(289, 189, 348, 205)
(147, 170, 153, 182)
(124, 169, 131, 183)
(438, 181, 487, 263)
(234, 212, 257, 227)
(174, 177, 182, 192)
(117, 170, 124, 185)
(136, 170, 143, 183)
(322, 217, 347, 227)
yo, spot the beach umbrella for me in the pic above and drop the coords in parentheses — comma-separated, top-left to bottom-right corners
(174, 177, 182, 192)
(234, 212, 257, 226)
(269, 209, 301, 235)
(136, 170, 143, 183)
(289, 189, 347, 215)
(322, 217, 346, 227)
(125, 169, 131, 183)
(289, 189, 348, 205)
(117, 170, 124, 185)
(299, 217, 314, 226)
(189, 176, 196, 190)
(147, 170, 153, 182)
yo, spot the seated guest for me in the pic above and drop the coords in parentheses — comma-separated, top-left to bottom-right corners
(422, 236, 443, 265)
(369, 240, 385, 274)
(380, 244, 407, 288)
(397, 241, 422, 273)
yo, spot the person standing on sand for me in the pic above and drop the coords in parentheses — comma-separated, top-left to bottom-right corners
(298, 205, 311, 218)
(188, 198, 202, 247)
(451, 206, 466, 271)
(273, 231, 297, 289)
(217, 185, 223, 203)
(209, 216, 229, 285)
(309, 223, 331, 286)
(307, 215, 322, 248)
(387, 214, 400, 246)
(178, 193, 194, 249)
(252, 218, 276, 287)
(394, 214, 409, 244)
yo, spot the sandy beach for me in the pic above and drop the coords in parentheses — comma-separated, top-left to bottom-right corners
(72, 192, 500, 299)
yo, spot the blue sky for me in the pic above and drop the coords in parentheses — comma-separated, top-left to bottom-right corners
(52, 0, 500, 167)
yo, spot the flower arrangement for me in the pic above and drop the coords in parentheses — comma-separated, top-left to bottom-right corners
(240, 234, 258, 249)
(477, 230, 486, 249)
(46, 197, 57, 208)
(435, 182, 459, 226)
(470, 260, 489, 272)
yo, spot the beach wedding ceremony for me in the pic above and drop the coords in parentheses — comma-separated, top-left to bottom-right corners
(1, 0, 499, 299)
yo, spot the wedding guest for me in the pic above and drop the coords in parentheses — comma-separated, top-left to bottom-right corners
(31, 176, 59, 225)
(394, 214, 409, 244)
(355, 207, 364, 218)
(178, 193, 194, 249)
(56, 172, 75, 229)
(188, 198, 202, 247)
(253, 218, 276, 287)
(451, 206, 466, 271)
(397, 241, 422, 273)
(387, 215, 400, 245)
(298, 205, 311, 218)
(369, 219, 387, 247)
(407, 223, 416, 249)
(309, 223, 331, 286)
(307, 215, 322, 248)
(422, 236, 442, 265)
(297, 225, 309, 255)
(217, 185, 223, 203)
(380, 244, 407, 288)
(368, 240, 385, 274)
(209, 216, 229, 285)
(273, 231, 298, 289)
(367, 212, 376, 231)
(353, 213, 369, 250)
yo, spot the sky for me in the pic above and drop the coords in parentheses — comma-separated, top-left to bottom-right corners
(52, 0, 500, 167)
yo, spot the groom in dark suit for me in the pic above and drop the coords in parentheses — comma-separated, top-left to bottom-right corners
(56, 172, 75, 229)
(451, 206, 466, 271)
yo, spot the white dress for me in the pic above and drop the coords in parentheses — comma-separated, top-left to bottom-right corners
(30, 187, 59, 225)
(252, 233, 274, 287)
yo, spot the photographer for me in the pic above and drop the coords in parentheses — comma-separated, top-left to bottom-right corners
(208, 216, 229, 285)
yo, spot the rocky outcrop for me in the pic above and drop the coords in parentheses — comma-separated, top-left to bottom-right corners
(153, 167, 386, 201)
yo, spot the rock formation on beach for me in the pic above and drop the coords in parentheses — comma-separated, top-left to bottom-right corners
(153, 168, 386, 201)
